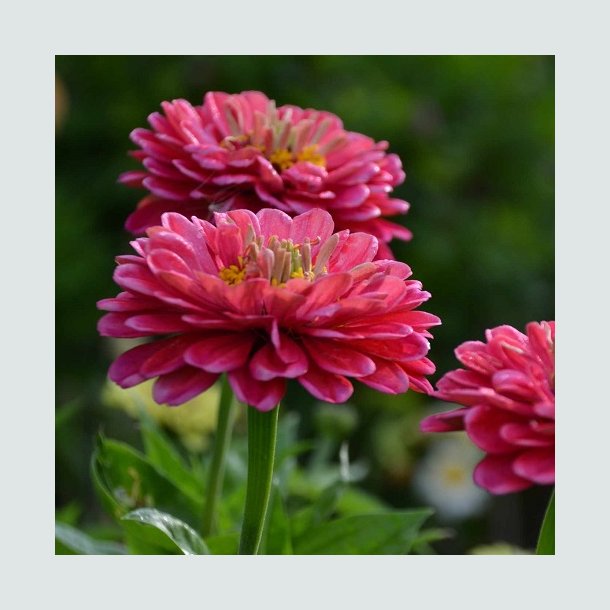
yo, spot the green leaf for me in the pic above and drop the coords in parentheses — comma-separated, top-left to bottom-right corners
(55, 522, 126, 555)
(293, 509, 433, 555)
(291, 482, 344, 539)
(205, 533, 239, 555)
(91, 435, 202, 527)
(122, 508, 210, 555)
(536, 490, 555, 555)
(411, 528, 453, 554)
(260, 485, 292, 555)
(140, 416, 204, 502)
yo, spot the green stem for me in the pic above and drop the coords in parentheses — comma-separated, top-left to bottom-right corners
(536, 489, 555, 555)
(238, 404, 280, 555)
(201, 375, 237, 538)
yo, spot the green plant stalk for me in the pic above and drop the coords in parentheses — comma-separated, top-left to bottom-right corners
(201, 375, 237, 537)
(536, 488, 555, 555)
(238, 404, 280, 555)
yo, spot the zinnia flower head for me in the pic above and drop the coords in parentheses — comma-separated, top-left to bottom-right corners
(120, 91, 411, 259)
(420, 322, 555, 494)
(98, 208, 439, 411)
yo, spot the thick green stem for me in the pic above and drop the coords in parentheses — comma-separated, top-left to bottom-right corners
(201, 375, 237, 537)
(238, 404, 280, 555)
(536, 489, 555, 555)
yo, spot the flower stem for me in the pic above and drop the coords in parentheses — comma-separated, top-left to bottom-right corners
(238, 404, 280, 555)
(201, 375, 237, 538)
(536, 488, 555, 555)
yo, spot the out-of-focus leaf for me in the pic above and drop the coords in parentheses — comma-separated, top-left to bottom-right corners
(291, 482, 344, 539)
(140, 416, 203, 502)
(55, 502, 82, 526)
(336, 487, 388, 516)
(205, 533, 239, 555)
(91, 435, 202, 527)
(260, 485, 292, 555)
(536, 490, 555, 555)
(411, 528, 453, 554)
(470, 543, 531, 555)
(122, 508, 209, 555)
(55, 522, 126, 555)
(293, 509, 432, 555)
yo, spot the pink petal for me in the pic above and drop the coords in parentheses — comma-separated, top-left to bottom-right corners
(420, 408, 469, 433)
(98, 313, 148, 338)
(513, 448, 555, 485)
(249, 343, 308, 380)
(298, 363, 353, 403)
(464, 405, 519, 454)
(302, 337, 375, 377)
(500, 422, 554, 448)
(473, 454, 532, 495)
(184, 333, 255, 373)
(289, 208, 334, 245)
(256, 208, 292, 239)
(153, 367, 219, 406)
(358, 359, 410, 393)
(328, 232, 378, 271)
(296, 273, 353, 318)
(108, 340, 172, 388)
(228, 366, 286, 411)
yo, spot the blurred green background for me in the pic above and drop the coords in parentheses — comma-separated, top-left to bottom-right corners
(55, 55, 554, 553)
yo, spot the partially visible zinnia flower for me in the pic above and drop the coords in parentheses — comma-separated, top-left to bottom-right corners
(98, 208, 439, 411)
(420, 322, 555, 494)
(119, 91, 411, 259)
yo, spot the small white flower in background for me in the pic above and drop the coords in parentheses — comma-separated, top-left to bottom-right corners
(413, 433, 489, 521)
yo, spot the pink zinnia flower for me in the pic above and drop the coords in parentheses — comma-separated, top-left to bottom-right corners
(420, 322, 555, 494)
(119, 91, 411, 259)
(97, 208, 439, 411)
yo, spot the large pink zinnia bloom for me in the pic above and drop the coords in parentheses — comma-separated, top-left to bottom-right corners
(421, 322, 555, 494)
(119, 91, 411, 259)
(97, 208, 439, 411)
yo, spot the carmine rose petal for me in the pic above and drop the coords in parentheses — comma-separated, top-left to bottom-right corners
(139, 335, 196, 377)
(473, 454, 532, 494)
(108, 340, 172, 388)
(249, 343, 308, 380)
(420, 408, 469, 432)
(358, 359, 410, 393)
(500, 422, 555, 448)
(464, 405, 520, 454)
(184, 333, 255, 373)
(302, 337, 375, 377)
(228, 366, 286, 411)
(296, 273, 353, 318)
(298, 363, 353, 403)
(329, 232, 378, 271)
(513, 448, 555, 485)
(98, 313, 148, 338)
(289, 208, 334, 246)
(124, 313, 193, 334)
(256, 208, 292, 239)
(153, 367, 219, 406)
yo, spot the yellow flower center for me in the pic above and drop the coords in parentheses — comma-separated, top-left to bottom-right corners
(296, 145, 326, 167)
(218, 262, 246, 286)
(441, 465, 467, 487)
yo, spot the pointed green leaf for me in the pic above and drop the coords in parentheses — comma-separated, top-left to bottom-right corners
(91, 436, 202, 527)
(536, 490, 555, 555)
(55, 522, 126, 555)
(293, 509, 432, 555)
(122, 508, 210, 555)
(140, 416, 204, 502)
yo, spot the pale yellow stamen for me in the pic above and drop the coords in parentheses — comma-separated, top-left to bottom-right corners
(269, 148, 294, 171)
(296, 145, 326, 167)
(441, 465, 467, 487)
(219, 263, 246, 285)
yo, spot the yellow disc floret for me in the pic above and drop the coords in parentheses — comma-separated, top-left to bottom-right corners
(296, 145, 326, 167)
